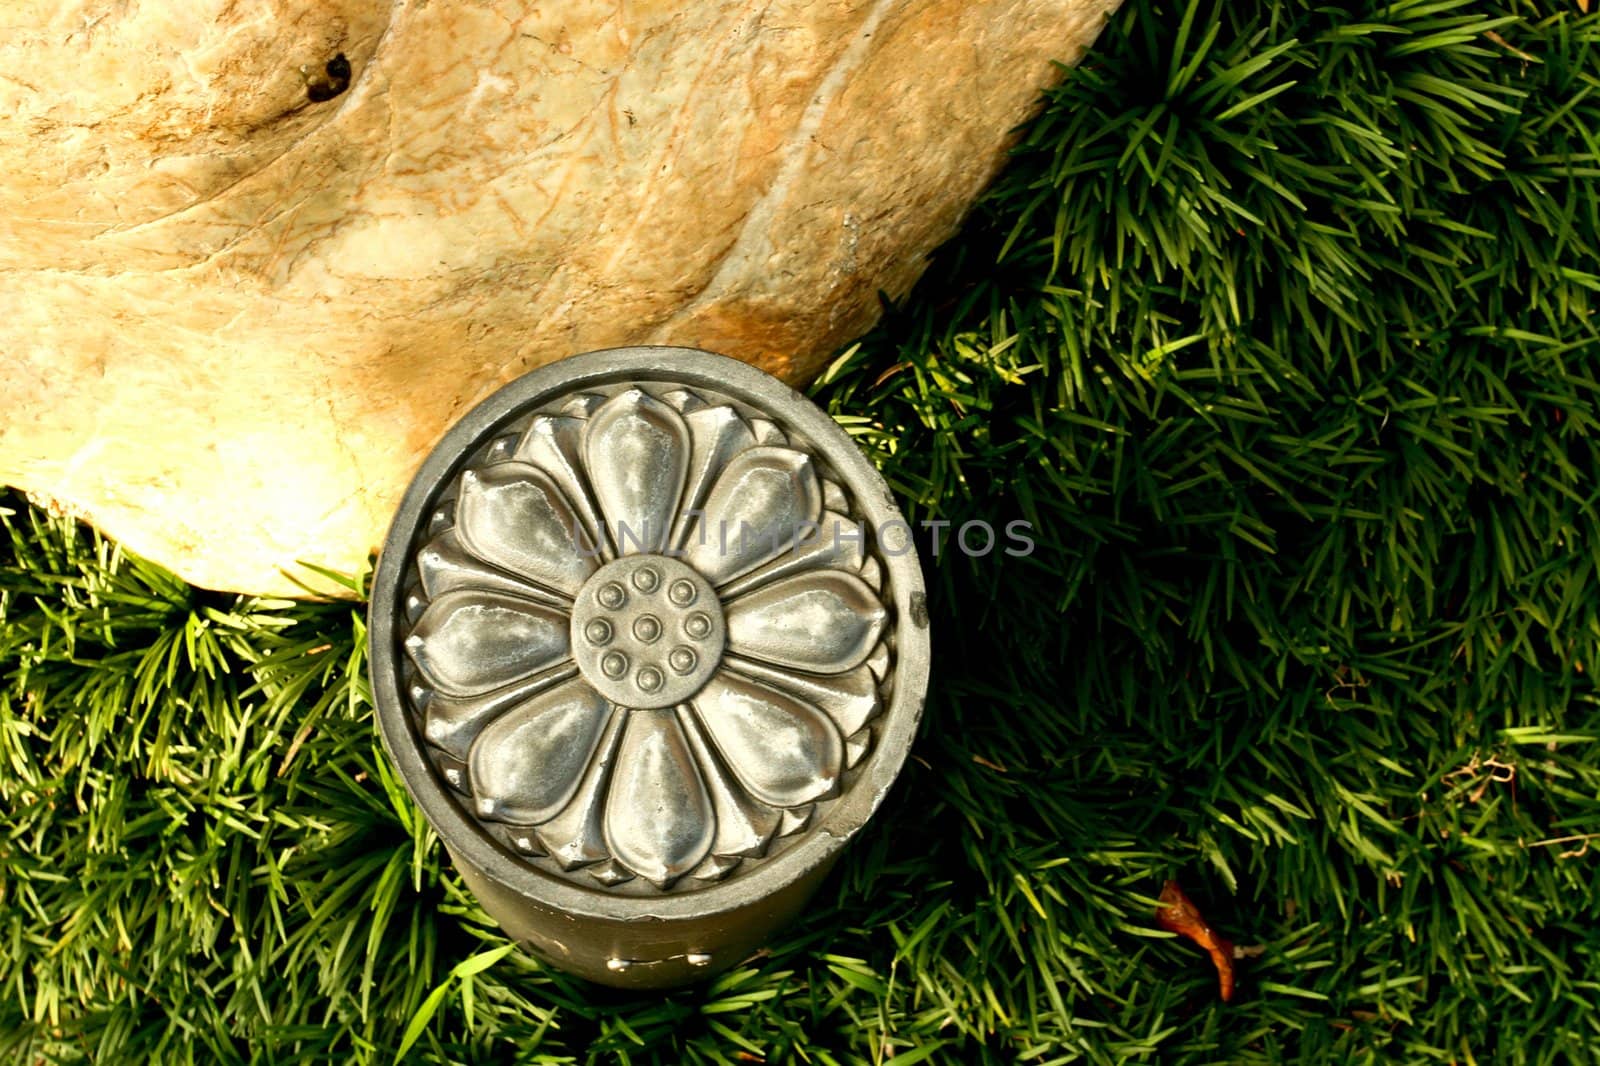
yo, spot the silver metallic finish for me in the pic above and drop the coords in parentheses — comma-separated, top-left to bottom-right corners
(570, 555, 724, 708)
(369, 347, 930, 988)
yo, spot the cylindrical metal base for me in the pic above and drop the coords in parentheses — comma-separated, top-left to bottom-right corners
(452, 847, 838, 988)
(369, 348, 929, 988)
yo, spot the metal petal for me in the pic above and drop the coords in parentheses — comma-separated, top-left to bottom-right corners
(468, 678, 612, 824)
(423, 663, 577, 760)
(582, 388, 689, 555)
(405, 589, 571, 698)
(669, 406, 757, 551)
(513, 414, 613, 559)
(821, 478, 849, 513)
(749, 418, 787, 446)
(845, 731, 871, 768)
(603, 708, 714, 886)
(536, 708, 627, 869)
(455, 463, 595, 596)
(690, 672, 842, 808)
(660, 389, 705, 413)
(681, 708, 780, 858)
(684, 446, 821, 586)
(562, 392, 605, 418)
(777, 805, 813, 835)
(716, 510, 865, 600)
(724, 570, 886, 675)
(723, 656, 880, 737)
(415, 527, 565, 607)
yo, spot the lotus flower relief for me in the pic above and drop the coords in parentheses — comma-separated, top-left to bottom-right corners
(401, 386, 893, 890)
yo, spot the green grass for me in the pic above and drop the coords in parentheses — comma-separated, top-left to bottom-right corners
(5, 0, 1600, 1060)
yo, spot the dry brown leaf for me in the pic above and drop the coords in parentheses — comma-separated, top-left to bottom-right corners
(1156, 880, 1236, 1001)
(1484, 29, 1536, 62)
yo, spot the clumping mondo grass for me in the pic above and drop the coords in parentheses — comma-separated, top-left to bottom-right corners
(5, 0, 1600, 1061)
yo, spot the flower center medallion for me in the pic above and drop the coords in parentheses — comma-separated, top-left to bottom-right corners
(571, 554, 725, 708)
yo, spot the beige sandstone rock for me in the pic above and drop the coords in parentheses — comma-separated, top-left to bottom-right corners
(0, 0, 1119, 596)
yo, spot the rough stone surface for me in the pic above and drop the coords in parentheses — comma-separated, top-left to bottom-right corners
(0, 0, 1120, 596)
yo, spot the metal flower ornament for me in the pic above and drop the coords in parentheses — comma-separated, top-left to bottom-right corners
(402, 385, 894, 890)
